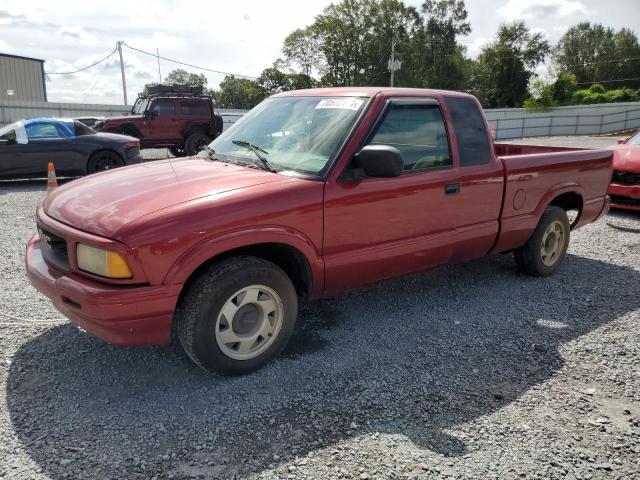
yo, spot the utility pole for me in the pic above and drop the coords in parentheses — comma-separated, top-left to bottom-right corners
(156, 48, 162, 84)
(117, 41, 128, 105)
(388, 38, 401, 87)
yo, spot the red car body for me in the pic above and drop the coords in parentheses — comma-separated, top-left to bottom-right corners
(607, 130, 640, 211)
(25, 88, 613, 347)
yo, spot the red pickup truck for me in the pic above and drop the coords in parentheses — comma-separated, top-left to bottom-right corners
(26, 88, 612, 375)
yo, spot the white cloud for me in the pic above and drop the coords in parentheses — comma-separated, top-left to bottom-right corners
(0, 39, 14, 52)
(466, 37, 492, 57)
(498, 0, 590, 20)
(128, 32, 187, 52)
(58, 26, 98, 46)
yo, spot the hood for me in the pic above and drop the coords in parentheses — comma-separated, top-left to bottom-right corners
(103, 115, 143, 124)
(43, 157, 287, 237)
(606, 144, 640, 173)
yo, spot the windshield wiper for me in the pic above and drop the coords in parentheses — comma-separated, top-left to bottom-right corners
(201, 145, 219, 161)
(231, 139, 276, 173)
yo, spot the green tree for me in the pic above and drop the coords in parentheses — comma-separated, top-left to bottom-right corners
(213, 75, 266, 109)
(417, 0, 471, 90)
(550, 73, 577, 105)
(553, 23, 640, 89)
(282, 28, 321, 77)
(470, 21, 550, 108)
(304, 0, 422, 86)
(524, 79, 556, 111)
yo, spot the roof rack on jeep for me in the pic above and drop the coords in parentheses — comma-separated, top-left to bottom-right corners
(144, 84, 206, 97)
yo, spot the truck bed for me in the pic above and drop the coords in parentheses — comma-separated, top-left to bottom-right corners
(491, 142, 613, 254)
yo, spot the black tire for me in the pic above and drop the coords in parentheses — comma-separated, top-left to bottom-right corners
(87, 150, 125, 174)
(184, 132, 212, 156)
(175, 256, 298, 375)
(213, 114, 224, 137)
(514, 206, 570, 277)
(169, 145, 187, 157)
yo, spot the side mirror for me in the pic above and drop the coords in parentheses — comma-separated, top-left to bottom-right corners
(617, 138, 627, 144)
(353, 145, 403, 178)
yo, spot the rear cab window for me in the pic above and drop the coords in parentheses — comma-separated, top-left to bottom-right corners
(180, 100, 209, 116)
(444, 97, 492, 167)
(368, 99, 451, 172)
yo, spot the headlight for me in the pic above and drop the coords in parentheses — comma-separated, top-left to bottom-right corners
(76, 244, 133, 279)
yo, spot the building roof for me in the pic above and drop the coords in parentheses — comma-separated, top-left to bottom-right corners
(0, 52, 45, 63)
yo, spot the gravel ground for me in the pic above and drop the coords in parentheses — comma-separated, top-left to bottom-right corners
(1, 136, 639, 480)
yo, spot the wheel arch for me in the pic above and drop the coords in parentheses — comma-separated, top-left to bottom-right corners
(182, 122, 212, 139)
(165, 229, 324, 301)
(536, 184, 585, 229)
(105, 122, 142, 138)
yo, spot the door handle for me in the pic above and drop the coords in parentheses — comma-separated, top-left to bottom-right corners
(444, 183, 460, 195)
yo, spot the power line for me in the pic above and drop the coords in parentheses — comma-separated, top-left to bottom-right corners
(575, 76, 640, 85)
(121, 42, 258, 79)
(81, 53, 115, 103)
(45, 47, 118, 75)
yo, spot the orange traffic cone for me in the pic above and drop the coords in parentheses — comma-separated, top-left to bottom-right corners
(47, 162, 58, 190)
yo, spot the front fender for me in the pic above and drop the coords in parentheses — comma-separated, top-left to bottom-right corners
(162, 226, 325, 298)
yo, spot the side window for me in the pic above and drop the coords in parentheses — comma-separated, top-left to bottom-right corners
(369, 103, 451, 171)
(180, 100, 208, 115)
(25, 123, 62, 140)
(152, 101, 176, 116)
(445, 97, 491, 166)
(1, 129, 17, 142)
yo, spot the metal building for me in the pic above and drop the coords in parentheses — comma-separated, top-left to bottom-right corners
(0, 53, 47, 102)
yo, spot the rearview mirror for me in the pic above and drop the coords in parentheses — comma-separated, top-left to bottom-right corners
(353, 145, 403, 178)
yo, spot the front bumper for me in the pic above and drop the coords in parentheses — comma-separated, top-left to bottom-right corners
(608, 183, 640, 212)
(26, 235, 181, 346)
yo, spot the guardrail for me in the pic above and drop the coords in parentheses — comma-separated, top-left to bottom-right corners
(486, 106, 640, 140)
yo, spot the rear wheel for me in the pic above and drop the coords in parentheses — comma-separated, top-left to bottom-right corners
(184, 132, 212, 156)
(514, 206, 570, 276)
(176, 256, 298, 375)
(87, 150, 124, 174)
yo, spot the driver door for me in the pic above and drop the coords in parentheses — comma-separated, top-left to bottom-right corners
(323, 98, 460, 294)
(148, 99, 178, 140)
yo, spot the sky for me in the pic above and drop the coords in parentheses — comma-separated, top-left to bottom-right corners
(1, 0, 639, 105)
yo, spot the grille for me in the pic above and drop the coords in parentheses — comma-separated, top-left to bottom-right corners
(610, 195, 640, 206)
(39, 227, 70, 271)
(611, 171, 640, 186)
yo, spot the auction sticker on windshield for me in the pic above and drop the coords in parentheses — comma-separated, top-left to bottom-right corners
(315, 98, 364, 110)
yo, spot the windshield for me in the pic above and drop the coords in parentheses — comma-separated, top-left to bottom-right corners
(0, 120, 27, 144)
(132, 98, 150, 114)
(626, 130, 640, 145)
(204, 96, 366, 176)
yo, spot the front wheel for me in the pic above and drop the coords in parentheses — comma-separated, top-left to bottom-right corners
(169, 145, 186, 157)
(175, 256, 298, 375)
(87, 150, 124, 174)
(184, 132, 212, 156)
(514, 206, 570, 276)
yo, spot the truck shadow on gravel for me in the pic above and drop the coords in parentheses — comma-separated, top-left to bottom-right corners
(6, 254, 640, 479)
